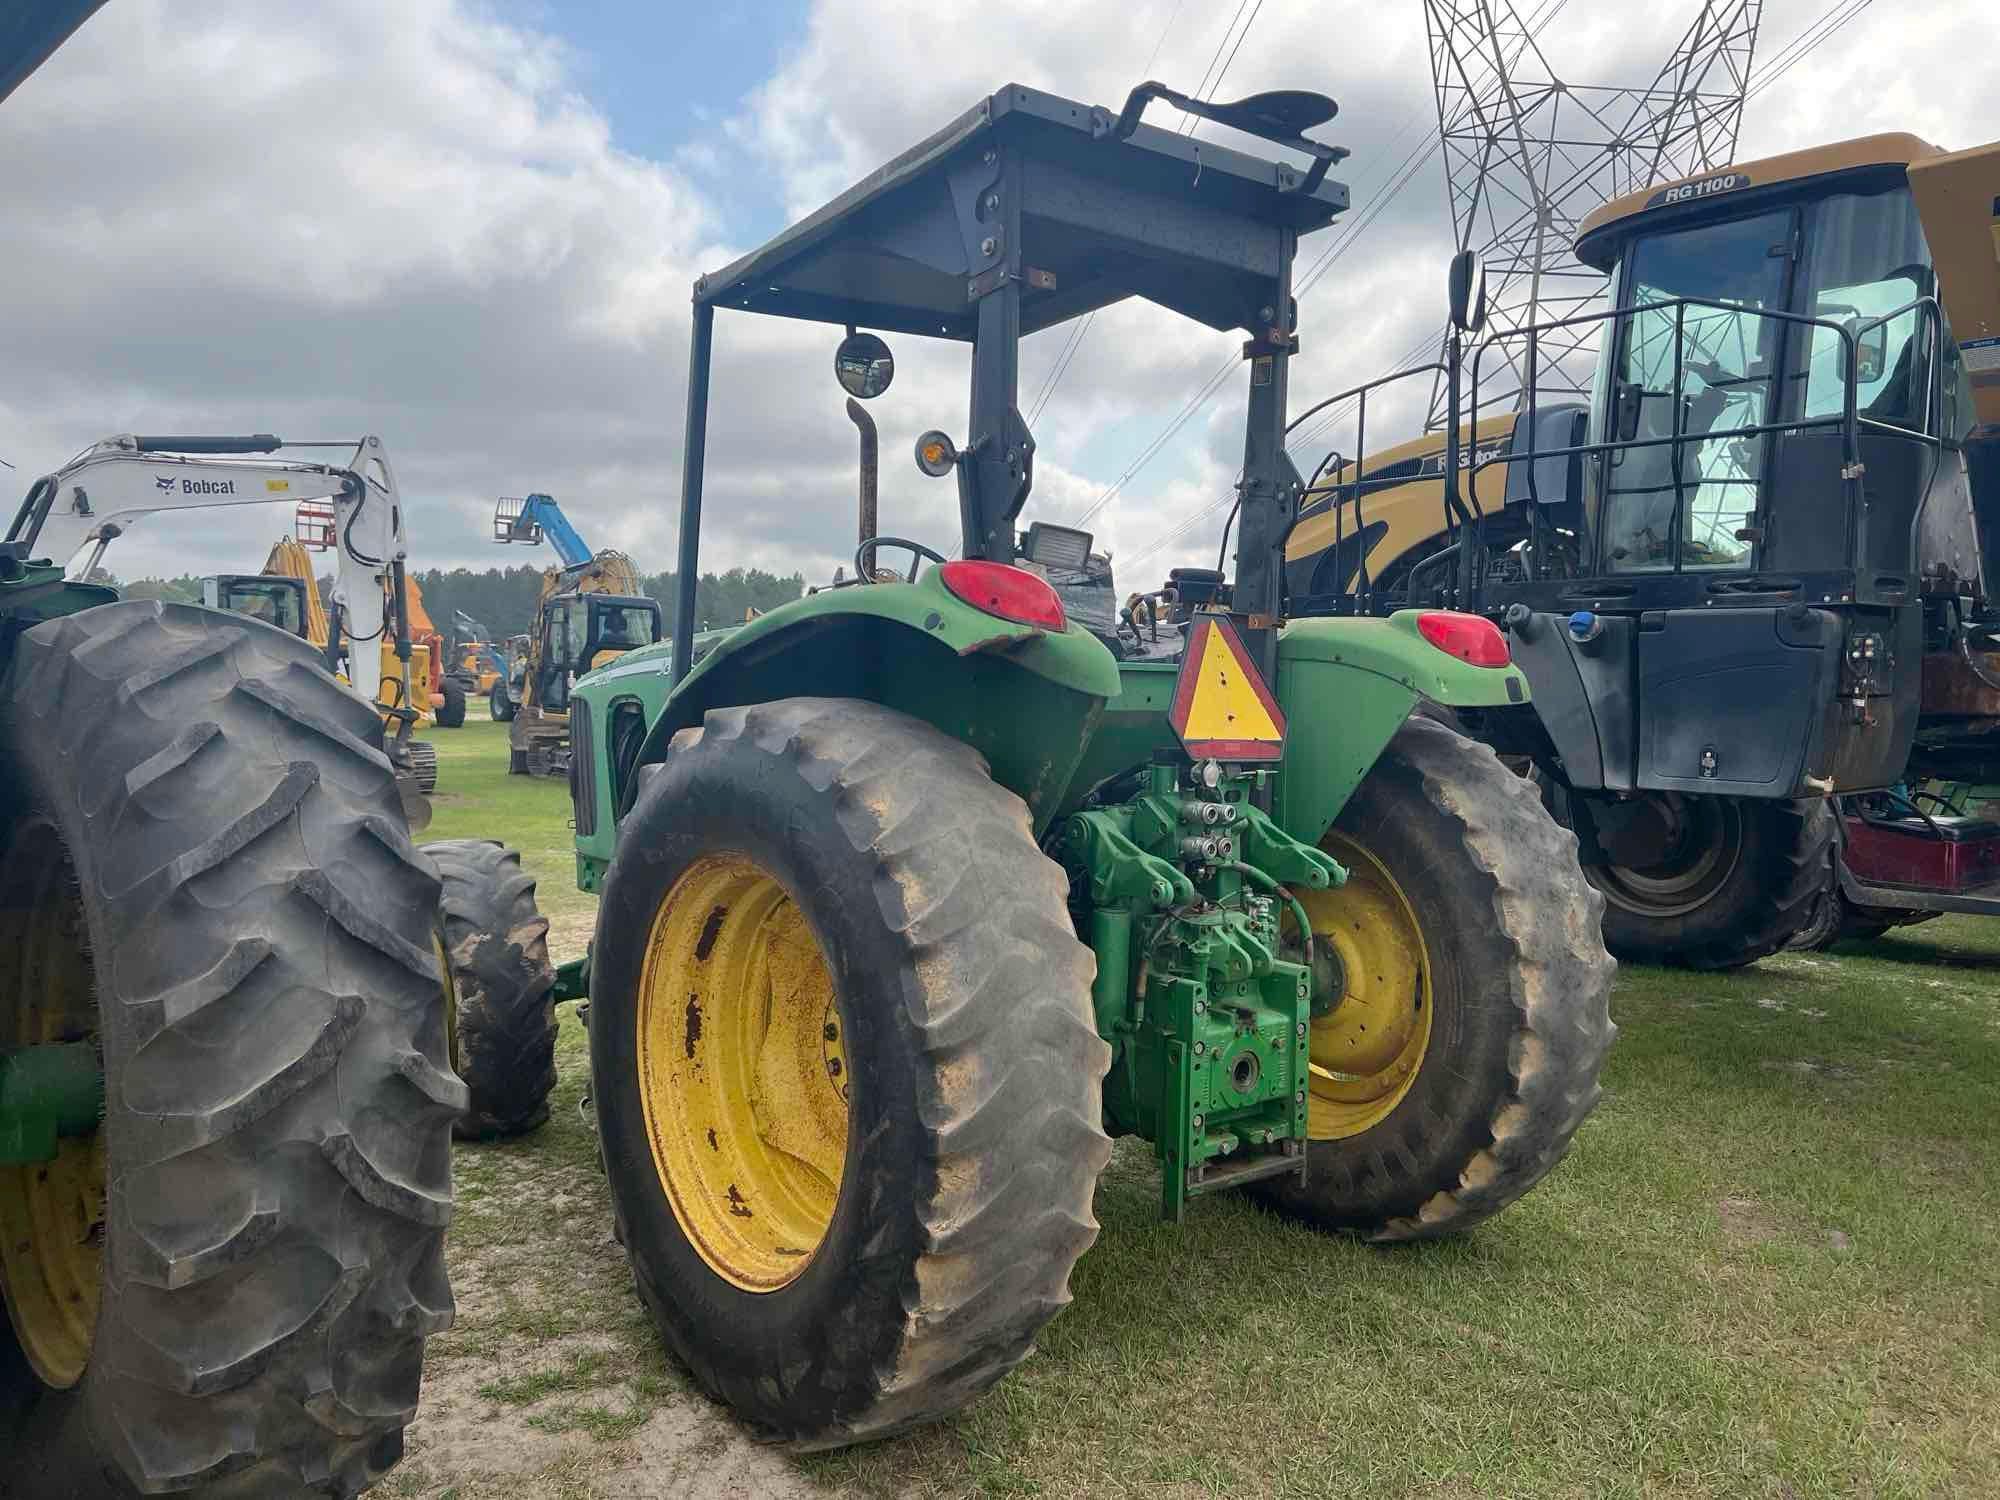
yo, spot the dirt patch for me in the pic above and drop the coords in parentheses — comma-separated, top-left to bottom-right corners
(402, 1359, 827, 1500)
(402, 1354, 580, 1493)
(599, 1404, 828, 1499)
(1717, 1195, 1784, 1245)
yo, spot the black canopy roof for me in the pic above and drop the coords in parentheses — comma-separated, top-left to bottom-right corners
(693, 83, 1349, 341)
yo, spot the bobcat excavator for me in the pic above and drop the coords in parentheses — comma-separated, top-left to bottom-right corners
(1280, 131, 2000, 965)
(44, 435, 445, 805)
(20, 434, 419, 712)
(490, 493, 661, 775)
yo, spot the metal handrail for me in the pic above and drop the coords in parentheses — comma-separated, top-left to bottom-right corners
(1284, 361, 1538, 603)
(1452, 290, 1946, 602)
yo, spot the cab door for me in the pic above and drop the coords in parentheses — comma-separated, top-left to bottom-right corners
(538, 600, 574, 712)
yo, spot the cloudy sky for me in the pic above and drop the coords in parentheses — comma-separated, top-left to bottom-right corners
(5, 0, 1995, 590)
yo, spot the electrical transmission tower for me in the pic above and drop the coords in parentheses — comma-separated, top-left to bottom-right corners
(1423, 0, 1763, 427)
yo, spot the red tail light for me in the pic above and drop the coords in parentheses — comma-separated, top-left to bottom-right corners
(1416, 610, 1510, 667)
(939, 560, 1067, 631)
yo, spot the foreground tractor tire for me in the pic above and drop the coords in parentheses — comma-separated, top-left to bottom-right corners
(1253, 714, 1616, 1241)
(426, 840, 559, 1140)
(489, 682, 515, 722)
(1575, 794, 1833, 969)
(436, 676, 467, 729)
(590, 697, 1111, 1448)
(0, 601, 460, 1499)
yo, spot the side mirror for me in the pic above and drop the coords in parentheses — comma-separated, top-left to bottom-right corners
(834, 331, 895, 399)
(1448, 250, 1487, 334)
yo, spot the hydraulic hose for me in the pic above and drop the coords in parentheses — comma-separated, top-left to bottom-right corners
(1220, 860, 1314, 974)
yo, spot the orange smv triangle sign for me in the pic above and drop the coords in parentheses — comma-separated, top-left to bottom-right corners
(1167, 614, 1286, 762)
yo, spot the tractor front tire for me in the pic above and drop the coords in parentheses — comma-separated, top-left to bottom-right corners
(426, 840, 559, 1140)
(1253, 714, 1616, 1241)
(436, 676, 467, 729)
(489, 683, 515, 723)
(590, 697, 1111, 1448)
(0, 601, 460, 1499)
(1577, 794, 1833, 969)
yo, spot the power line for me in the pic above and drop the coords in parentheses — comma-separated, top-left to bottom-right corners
(1073, 358, 1240, 528)
(1129, 0, 1866, 577)
(1122, 321, 1449, 575)
(1744, 0, 1873, 100)
(1185, 0, 1254, 120)
(1746, 0, 1863, 91)
(1186, 0, 1264, 135)
(1032, 0, 1248, 434)
(1025, 318, 1090, 426)
(1083, 0, 1584, 541)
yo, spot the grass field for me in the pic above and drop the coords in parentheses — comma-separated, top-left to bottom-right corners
(401, 718, 2000, 1500)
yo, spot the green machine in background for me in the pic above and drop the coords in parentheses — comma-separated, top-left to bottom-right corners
(560, 79, 1616, 1451)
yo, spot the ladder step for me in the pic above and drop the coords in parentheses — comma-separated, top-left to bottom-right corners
(1186, 1149, 1304, 1198)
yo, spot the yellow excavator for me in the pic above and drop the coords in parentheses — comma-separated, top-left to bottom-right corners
(490, 494, 662, 775)
(206, 534, 445, 788)
(1281, 131, 2000, 966)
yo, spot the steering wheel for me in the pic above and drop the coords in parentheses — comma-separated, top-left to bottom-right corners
(856, 536, 948, 583)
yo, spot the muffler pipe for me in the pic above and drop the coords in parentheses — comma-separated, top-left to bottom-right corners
(847, 397, 878, 547)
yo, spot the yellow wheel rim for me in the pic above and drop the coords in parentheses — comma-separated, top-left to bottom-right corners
(1295, 831, 1433, 1140)
(635, 853, 848, 1293)
(0, 820, 105, 1389)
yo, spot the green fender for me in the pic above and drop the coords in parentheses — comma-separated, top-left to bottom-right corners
(0, 559, 119, 635)
(634, 568, 1121, 828)
(1273, 610, 1532, 844)
(571, 590, 1526, 893)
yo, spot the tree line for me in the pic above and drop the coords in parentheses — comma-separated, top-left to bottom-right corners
(116, 563, 806, 642)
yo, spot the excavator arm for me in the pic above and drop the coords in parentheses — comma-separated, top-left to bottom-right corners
(5, 433, 408, 700)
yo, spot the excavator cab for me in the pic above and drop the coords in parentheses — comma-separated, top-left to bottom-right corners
(201, 572, 310, 637)
(535, 592, 661, 713)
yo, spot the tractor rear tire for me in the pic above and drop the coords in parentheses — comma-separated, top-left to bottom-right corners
(0, 600, 460, 1499)
(1252, 714, 1616, 1241)
(436, 677, 467, 729)
(590, 697, 1111, 1448)
(489, 684, 515, 723)
(426, 840, 559, 1140)
(1576, 794, 1833, 969)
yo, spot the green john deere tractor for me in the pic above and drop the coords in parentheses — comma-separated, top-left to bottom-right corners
(555, 79, 1616, 1448)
